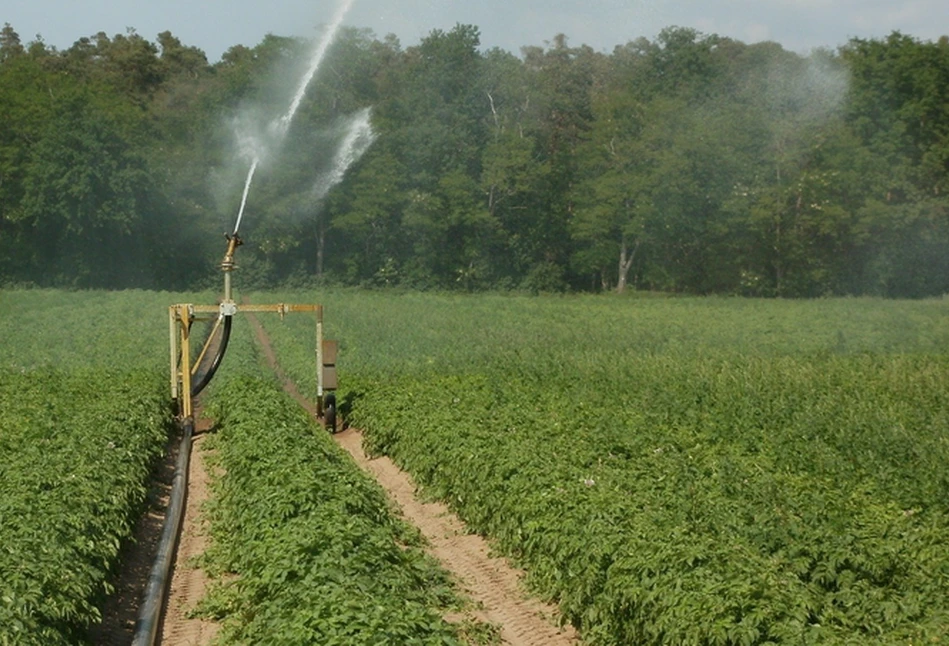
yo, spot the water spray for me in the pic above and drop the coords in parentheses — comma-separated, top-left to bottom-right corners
(312, 107, 376, 202)
(274, 0, 355, 139)
(169, 0, 356, 422)
(232, 158, 259, 236)
(231, 0, 355, 236)
(151, 7, 360, 645)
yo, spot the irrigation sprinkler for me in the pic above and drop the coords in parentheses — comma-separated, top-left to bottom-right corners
(141, 238, 338, 646)
(140, 6, 353, 642)
(167, 233, 338, 428)
(165, 0, 355, 430)
(145, 235, 338, 646)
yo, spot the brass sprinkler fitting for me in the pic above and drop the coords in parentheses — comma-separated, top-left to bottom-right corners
(222, 233, 243, 303)
(222, 233, 243, 272)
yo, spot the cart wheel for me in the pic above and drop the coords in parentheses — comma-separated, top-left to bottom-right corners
(323, 393, 337, 433)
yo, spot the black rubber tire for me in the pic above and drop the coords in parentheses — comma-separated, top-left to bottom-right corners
(324, 404, 336, 433)
(323, 393, 337, 433)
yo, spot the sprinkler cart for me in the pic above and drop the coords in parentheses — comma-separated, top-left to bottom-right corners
(167, 233, 338, 429)
(134, 234, 337, 646)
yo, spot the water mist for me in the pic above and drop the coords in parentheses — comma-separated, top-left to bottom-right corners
(232, 0, 357, 235)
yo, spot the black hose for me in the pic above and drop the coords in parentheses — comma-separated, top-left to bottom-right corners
(191, 315, 232, 397)
(131, 418, 193, 646)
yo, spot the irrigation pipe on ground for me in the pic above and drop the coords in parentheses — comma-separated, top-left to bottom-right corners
(131, 418, 193, 646)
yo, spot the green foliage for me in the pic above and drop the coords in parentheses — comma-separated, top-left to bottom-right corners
(257, 290, 949, 645)
(17, 98, 153, 286)
(0, 289, 212, 370)
(0, 289, 207, 644)
(198, 372, 468, 644)
(0, 288, 493, 644)
(0, 369, 171, 645)
(352, 362, 949, 645)
(2, 23, 949, 294)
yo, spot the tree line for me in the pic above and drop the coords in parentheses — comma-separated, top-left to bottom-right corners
(1, 22, 947, 296)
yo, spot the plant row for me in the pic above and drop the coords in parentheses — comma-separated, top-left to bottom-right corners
(347, 354, 949, 645)
(0, 369, 171, 645)
(253, 291, 949, 645)
(197, 373, 480, 644)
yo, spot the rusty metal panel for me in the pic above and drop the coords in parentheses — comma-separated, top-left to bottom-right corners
(322, 365, 338, 390)
(322, 339, 338, 365)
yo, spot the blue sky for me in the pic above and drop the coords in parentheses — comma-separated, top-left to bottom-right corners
(3, 0, 947, 62)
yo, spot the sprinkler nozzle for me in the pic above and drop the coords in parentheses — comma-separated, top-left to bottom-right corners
(221, 233, 243, 303)
(222, 233, 243, 272)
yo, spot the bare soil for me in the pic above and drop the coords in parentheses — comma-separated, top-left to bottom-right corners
(158, 416, 219, 646)
(333, 427, 579, 646)
(247, 312, 579, 646)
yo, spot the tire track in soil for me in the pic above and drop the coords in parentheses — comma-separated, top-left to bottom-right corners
(247, 312, 579, 646)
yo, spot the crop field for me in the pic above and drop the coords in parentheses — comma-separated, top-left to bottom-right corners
(3, 289, 949, 645)
(0, 291, 175, 645)
(257, 291, 949, 645)
(0, 290, 481, 645)
(191, 319, 477, 644)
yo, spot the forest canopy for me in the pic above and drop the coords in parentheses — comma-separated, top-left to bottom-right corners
(1, 22, 948, 296)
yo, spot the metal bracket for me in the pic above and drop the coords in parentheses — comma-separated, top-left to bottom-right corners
(169, 301, 333, 420)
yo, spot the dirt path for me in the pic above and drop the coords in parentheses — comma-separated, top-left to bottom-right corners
(247, 313, 579, 646)
(158, 416, 219, 646)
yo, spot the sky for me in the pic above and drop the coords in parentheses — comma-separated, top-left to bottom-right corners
(3, 0, 947, 62)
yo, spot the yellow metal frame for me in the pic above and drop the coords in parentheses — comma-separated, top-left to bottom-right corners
(168, 302, 330, 421)
(169, 233, 335, 422)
